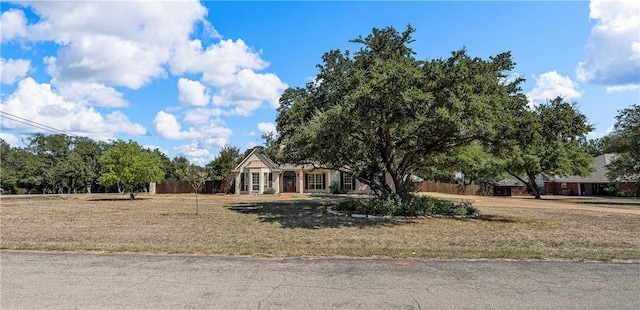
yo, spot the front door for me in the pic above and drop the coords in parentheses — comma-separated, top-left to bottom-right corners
(283, 171, 296, 193)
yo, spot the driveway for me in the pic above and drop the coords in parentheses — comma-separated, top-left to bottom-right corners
(2, 251, 639, 309)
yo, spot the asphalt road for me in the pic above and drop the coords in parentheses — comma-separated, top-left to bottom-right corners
(2, 251, 639, 309)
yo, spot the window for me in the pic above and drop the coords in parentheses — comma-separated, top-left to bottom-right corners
(561, 182, 567, 189)
(263, 173, 273, 189)
(252, 173, 259, 191)
(240, 173, 245, 191)
(342, 173, 356, 190)
(306, 173, 325, 190)
(342, 174, 353, 189)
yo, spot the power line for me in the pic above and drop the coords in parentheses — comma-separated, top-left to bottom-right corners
(0, 111, 79, 137)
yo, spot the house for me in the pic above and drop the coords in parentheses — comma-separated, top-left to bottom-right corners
(544, 153, 638, 196)
(231, 149, 369, 195)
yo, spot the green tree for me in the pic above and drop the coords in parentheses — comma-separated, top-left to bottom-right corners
(171, 156, 192, 180)
(276, 25, 527, 198)
(605, 104, 640, 191)
(503, 97, 594, 199)
(153, 149, 175, 180)
(55, 137, 106, 194)
(580, 137, 607, 157)
(206, 145, 241, 190)
(98, 140, 165, 199)
(445, 142, 506, 185)
(0, 139, 20, 193)
(26, 133, 71, 193)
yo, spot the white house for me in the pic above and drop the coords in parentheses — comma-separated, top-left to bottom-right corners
(231, 149, 369, 195)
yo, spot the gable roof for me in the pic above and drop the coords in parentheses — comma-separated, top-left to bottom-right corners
(550, 153, 617, 183)
(232, 148, 280, 172)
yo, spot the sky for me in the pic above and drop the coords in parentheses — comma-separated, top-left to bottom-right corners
(1, 0, 639, 165)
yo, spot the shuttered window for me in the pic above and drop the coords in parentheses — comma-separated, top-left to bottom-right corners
(341, 172, 356, 191)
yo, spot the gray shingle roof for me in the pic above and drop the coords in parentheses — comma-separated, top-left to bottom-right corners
(550, 153, 617, 183)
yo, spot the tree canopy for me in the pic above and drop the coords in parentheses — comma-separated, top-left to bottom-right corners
(605, 104, 640, 189)
(98, 140, 165, 198)
(205, 144, 241, 192)
(1, 134, 106, 194)
(503, 97, 594, 198)
(276, 25, 528, 198)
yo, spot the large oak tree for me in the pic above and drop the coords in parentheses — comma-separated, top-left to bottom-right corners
(276, 26, 528, 198)
(503, 97, 594, 199)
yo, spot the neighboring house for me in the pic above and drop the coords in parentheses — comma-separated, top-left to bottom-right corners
(231, 149, 369, 195)
(544, 153, 638, 196)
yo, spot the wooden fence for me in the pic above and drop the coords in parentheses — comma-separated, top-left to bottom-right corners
(416, 181, 529, 196)
(154, 180, 229, 195)
(417, 181, 492, 196)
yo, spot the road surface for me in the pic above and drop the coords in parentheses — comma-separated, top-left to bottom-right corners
(2, 251, 639, 309)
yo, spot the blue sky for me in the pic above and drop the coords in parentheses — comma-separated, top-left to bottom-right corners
(1, 1, 638, 165)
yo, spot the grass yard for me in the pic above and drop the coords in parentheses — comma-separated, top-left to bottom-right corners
(1, 193, 639, 261)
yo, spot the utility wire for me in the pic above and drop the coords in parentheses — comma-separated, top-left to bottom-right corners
(0, 110, 78, 137)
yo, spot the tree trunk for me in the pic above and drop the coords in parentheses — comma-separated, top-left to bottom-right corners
(527, 172, 541, 199)
(390, 173, 408, 198)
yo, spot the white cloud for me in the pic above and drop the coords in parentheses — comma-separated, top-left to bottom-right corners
(527, 71, 582, 107)
(576, 0, 640, 87)
(212, 69, 288, 116)
(171, 38, 267, 82)
(0, 78, 146, 139)
(104, 111, 147, 136)
(171, 38, 288, 116)
(1, 9, 27, 41)
(257, 122, 277, 135)
(1, 58, 31, 84)
(7, 1, 287, 126)
(177, 78, 210, 106)
(174, 141, 211, 159)
(605, 84, 640, 93)
(53, 80, 128, 108)
(153, 111, 199, 140)
(22, 1, 210, 89)
(153, 110, 232, 155)
(197, 121, 233, 149)
(183, 107, 222, 125)
(0, 132, 20, 146)
(160, 114, 232, 163)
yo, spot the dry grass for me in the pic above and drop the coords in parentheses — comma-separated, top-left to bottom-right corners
(1, 193, 639, 261)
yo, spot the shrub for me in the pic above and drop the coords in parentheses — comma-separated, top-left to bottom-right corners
(329, 181, 341, 194)
(332, 194, 476, 217)
(334, 199, 366, 213)
(1, 180, 18, 194)
(264, 187, 277, 195)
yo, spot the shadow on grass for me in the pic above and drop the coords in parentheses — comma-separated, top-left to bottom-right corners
(228, 200, 409, 229)
(472, 214, 516, 223)
(87, 198, 151, 201)
(564, 200, 640, 207)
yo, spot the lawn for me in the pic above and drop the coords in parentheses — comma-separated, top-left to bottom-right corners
(1, 193, 639, 261)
